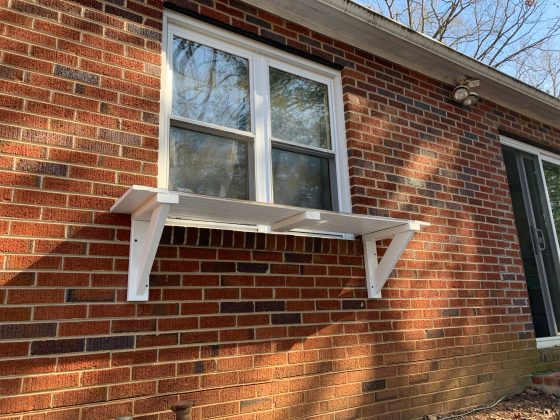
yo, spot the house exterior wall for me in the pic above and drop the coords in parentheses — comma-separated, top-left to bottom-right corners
(1, 0, 560, 419)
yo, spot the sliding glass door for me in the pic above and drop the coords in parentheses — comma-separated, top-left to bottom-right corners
(502, 144, 560, 338)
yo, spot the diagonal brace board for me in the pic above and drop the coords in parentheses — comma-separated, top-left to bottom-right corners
(126, 192, 179, 301)
(362, 222, 421, 299)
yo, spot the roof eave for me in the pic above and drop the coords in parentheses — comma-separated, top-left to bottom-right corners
(243, 0, 560, 129)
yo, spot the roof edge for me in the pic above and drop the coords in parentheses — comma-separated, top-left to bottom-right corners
(243, 0, 560, 129)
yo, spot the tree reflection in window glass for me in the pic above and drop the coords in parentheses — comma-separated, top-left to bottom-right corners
(272, 148, 331, 210)
(269, 68, 331, 149)
(172, 36, 251, 131)
(543, 161, 560, 242)
(169, 127, 248, 199)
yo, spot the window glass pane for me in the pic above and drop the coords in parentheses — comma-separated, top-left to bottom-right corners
(272, 148, 332, 210)
(269, 67, 331, 149)
(543, 161, 560, 242)
(169, 127, 249, 199)
(172, 36, 251, 131)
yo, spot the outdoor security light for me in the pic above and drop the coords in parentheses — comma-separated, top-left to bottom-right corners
(452, 85, 470, 102)
(451, 79, 480, 106)
(462, 92, 479, 106)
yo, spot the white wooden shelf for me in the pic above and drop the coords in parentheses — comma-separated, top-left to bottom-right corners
(111, 185, 429, 301)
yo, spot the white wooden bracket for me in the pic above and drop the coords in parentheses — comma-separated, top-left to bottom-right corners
(271, 211, 321, 231)
(111, 186, 428, 301)
(362, 222, 421, 299)
(126, 192, 179, 301)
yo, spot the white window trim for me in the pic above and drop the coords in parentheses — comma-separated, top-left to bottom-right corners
(537, 335, 560, 349)
(159, 11, 352, 228)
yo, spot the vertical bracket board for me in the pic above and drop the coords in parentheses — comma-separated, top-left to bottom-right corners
(362, 222, 421, 299)
(112, 191, 179, 301)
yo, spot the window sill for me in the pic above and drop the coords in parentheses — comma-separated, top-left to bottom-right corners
(536, 336, 560, 349)
(111, 185, 429, 301)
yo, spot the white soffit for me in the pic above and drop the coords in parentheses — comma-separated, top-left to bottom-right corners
(243, 0, 560, 129)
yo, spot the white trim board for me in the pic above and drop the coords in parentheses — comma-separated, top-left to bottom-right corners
(537, 336, 560, 349)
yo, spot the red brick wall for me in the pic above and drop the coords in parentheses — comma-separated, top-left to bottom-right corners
(1, 0, 560, 418)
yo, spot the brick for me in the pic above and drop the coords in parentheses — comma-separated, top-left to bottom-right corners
(0, 323, 56, 339)
(0, 80, 49, 101)
(7, 289, 65, 304)
(202, 261, 236, 272)
(58, 39, 103, 60)
(157, 376, 199, 393)
(99, 128, 142, 145)
(10, 221, 66, 238)
(22, 129, 72, 147)
(0, 394, 51, 415)
(255, 301, 285, 312)
(272, 313, 301, 325)
(52, 387, 107, 408)
(14, 190, 66, 206)
(31, 46, 78, 67)
(34, 20, 81, 40)
(0, 8, 33, 26)
(237, 262, 269, 273)
(16, 159, 67, 176)
(57, 353, 111, 372)
(82, 33, 125, 54)
(34, 240, 87, 255)
(54, 65, 100, 85)
(0, 356, 55, 376)
(0, 140, 44, 157)
(81, 367, 130, 386)
(112, 319, 156, 333)
(34, 305, 87, 320)
(221, 301, 255, 313)
(125, 22, 161, 40)
(109, 381, 156, 400)
(0, 342, 29, 358)
(0, 378, 21, 396)
(136, 333, 178, 349)
(30, 339, 84, 355)
(61, 14, 103, 34)
(0, 109, 49, 128)
(43, 177, 91, 194)
(23, 373, 80, 393)
(0, 124, 21, 140)
(66, 289, 115, 302)
(362, 379, 387, 393)
(12, 0, 58, 20)
(86, 336, 134, 352)
(104, 4, 143, 23)
(0, 238, 31, 253)
(285, 253, 312, 263)
(4, 53, 53, 73)
(0, 93, 23, 109)
(0, 65, 23, 80)
(60, 321, 110, 337)
(81, 402, 133, 420)
(0, 306, 31, 321)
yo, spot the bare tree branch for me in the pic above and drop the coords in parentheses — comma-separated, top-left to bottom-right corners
(356, 0, 560, 97)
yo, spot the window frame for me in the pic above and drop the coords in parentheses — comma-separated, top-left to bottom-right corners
(160, 11, 351, 221)
(501, 135, 560, 348)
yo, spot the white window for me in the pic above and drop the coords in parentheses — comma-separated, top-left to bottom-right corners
(159, 13, 351, 214)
